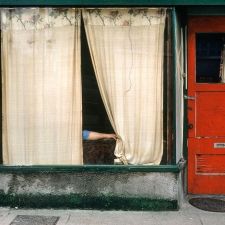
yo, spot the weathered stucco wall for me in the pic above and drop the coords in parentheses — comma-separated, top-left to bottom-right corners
(0, 171, 179, 210)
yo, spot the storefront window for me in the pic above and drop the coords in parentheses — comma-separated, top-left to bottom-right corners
(0, 8, 174, 166)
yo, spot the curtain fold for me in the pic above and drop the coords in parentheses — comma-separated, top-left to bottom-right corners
(1, 8, 83, 165)
(83, 8, 166, 165)
(220, 44, 225, 83)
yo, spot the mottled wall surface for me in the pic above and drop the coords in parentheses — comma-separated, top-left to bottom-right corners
(0, 171, 179, 210)
(0, 172, 178, 199)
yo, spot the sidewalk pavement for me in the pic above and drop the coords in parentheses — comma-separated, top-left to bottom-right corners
(0, 202, 224, 225)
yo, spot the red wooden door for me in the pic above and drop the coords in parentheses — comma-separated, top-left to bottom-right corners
(188, 17, 225, 194)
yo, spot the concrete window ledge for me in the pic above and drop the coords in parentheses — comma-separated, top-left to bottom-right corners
(0, 165, 183, 211)
(0, 164, 181, 173)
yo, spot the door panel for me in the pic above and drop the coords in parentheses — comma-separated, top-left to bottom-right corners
(188, 17, 225, 194)
(188, 138, 225, 194)
(196, 91, 225, 137)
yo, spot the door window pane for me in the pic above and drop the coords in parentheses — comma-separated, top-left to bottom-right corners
(196, 33, 225, 83)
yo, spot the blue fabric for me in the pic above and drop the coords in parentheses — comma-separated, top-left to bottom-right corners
(82, 130, 90, 140)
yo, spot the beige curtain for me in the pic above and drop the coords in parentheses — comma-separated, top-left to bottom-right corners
(220, 44, 225, 83)
(1, 8, 82, 165)
(83, 8, 166, 165)
(175, 24, 184, 162)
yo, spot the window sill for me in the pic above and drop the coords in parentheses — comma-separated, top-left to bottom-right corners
(0, 164, 182, 173)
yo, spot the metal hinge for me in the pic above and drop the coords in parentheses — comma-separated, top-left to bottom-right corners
(184, 95, 195, 100)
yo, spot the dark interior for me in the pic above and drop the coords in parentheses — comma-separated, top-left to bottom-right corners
(81, 19, 116, 164)
(81, 21, 114, 134)
(196, 33, 225, 83)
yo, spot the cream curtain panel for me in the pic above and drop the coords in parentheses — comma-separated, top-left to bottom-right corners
(175, 26, 184, 162)
(1, 8, 83, 165)
(83, 8, 166, 165)
(220, 44, 225, 83)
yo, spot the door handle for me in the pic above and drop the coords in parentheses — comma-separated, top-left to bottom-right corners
(184, 95, 195, 100)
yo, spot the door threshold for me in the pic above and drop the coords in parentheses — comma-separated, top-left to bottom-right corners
(187, 194, 225, 199)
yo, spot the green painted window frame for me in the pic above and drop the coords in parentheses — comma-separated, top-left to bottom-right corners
(0, 5, 180, 172)
(0, 164, 181, 173)
(1, 0, 225, 6)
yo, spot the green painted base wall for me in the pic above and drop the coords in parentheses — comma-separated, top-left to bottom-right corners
(0, 192, 178, 211)
(0, 168, 181, 211)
